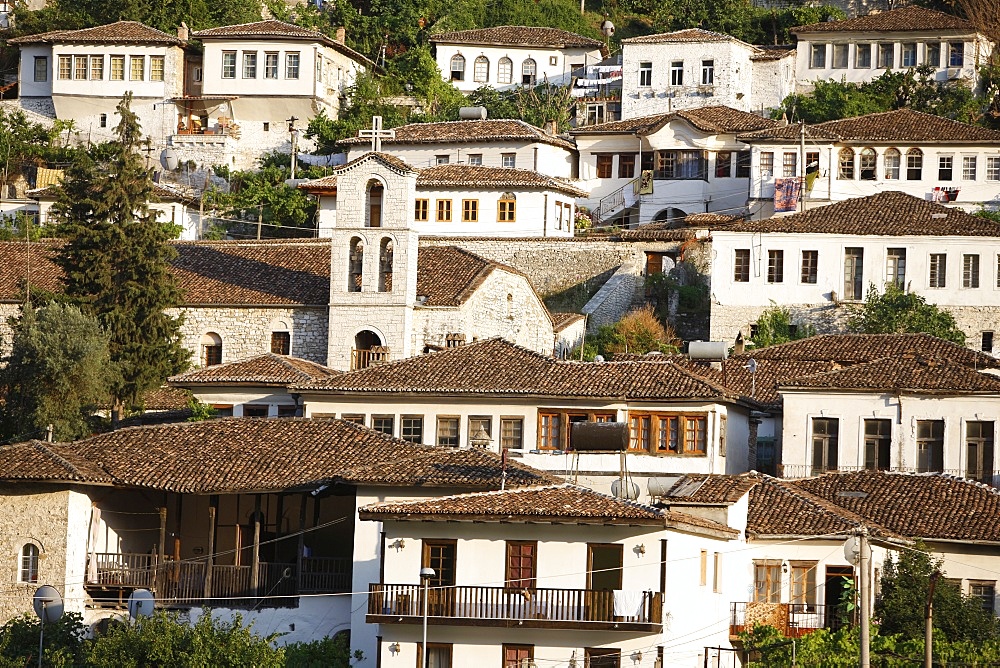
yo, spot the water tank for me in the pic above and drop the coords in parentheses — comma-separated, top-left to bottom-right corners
(459, 106, 488, 120)
(611, 479, 640, 500)
(688, 341, 729, 361)
(647, 476, 682, 498)
(570, 421, 628, 451)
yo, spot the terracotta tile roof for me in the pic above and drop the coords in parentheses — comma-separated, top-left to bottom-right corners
(142, 385, 192, 410)
(191, 20, 375, 67)
(0, 241, 63, 301)
(30, 182, 195, 202)
(740, 333, 999, 367)
(430, 26, 603, 50)
(299, 152, 417, 194)
(572, 106, 777, 136)
(617, 213, 739, 240)
(359, 483, 738, 534)
(550, 312, 585, 332)
(336, 119, 576, 151)
(0, 419, 555, 493)
(416, 165, 588, 198)
(169, 354, 341, 386)
(0, 441, 114, 484)
(416, 246, 510, 307)
(750, 45, 796, 61)
(570, 113, 671, 135)
(661, 473, 763, 504)
(740, 109, 1000, 143)
(792, 6, 976, 34)
(722, 192, 1000, 237)
(8, 21, 183, 45)
(779, 355, 1000, 393)
(622, 28, 740, 44)
(295, 337, 740, 402)
(792, 470, 1000, 542)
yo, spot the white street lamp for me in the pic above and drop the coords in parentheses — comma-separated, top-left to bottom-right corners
(419, 567, 436, 668)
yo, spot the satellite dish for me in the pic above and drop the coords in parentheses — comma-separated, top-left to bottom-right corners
(32, 586, 63, 624)
(127, 589, 155, 620)
(745, 358, 758, 374)
(601, 19, 615, 37)
(611, 479, 640, 500)
(843, 535, 868, 565)
(594, 355, 605, 363)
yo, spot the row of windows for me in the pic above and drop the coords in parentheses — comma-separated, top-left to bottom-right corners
(450, 54, 553, 86)
(47, 55, 164, 82)
(735, 248, 1000, 295)
(593, 151, 752, 180)
(808, 40, 965, 70)
(415, 643, 626, 668)
(434, 153, 516, 168)
(637, 59, 715, 87)
(222, 50, 299, 79)
(810, 417, 994, 480)
(414, 196, 518, 223)
(199, 330, 290, 366)
(338, 414, 524, 449)
(832, 148, 1000, 182)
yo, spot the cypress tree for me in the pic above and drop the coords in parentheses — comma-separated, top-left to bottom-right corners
(51, 93, 188, 425)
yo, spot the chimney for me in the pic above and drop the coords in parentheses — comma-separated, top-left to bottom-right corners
(734, 331, 745, 356)
(335, 27, 346, 44)
(546, 120, 558, 136)
(177, 21, 189, 41)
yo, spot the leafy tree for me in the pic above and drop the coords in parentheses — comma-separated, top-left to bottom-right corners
(876, 544, 1000, 643)
(0, 303, 110, 442)
(0, 107, 77, 192)
(203, 156, 319, 234)
(284, 633, 364, 668)
(0, 612, 90, 668)
(749, 304, 815, 348)
(467, 81, 576, 130)
(847, 283, 966, 345)
(11, 0, 261, 34)
(50, 93, 188, 425)
(578, 304, 680, 359)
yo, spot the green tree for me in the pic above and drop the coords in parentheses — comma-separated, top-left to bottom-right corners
(50, 93, 188, 425)
(0, 303, 110, 442)
(749, 304, 815, 348)
(847, 283, 966, 345)
(284, 633, 364, 668)
(578, 304, 680, 360)
(0, 612, 90, 668)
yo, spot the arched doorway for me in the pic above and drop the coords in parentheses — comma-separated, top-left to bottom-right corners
(353, 330, 388, 370)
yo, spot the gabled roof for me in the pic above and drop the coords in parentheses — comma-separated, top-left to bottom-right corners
(191, 20, 375, 68)
(430, 26, 604, 51)
(661, 472, 763, 504)
(8, 21, 183, 45)
(617, 213, 739, 241)
(416, 165, 588, 197)
(0, 419, 555, 493)
(778, 355, 1000, 394)
(169, 354, 341, 386)
(739, 109, 1000, 144)
(336, 119, 576, 152)
(359, 483, 739, 535)
(294, 337, 741, 403)
(550, 312, 586, 332)
(792, 6, 977, 35)
(416, 246, 528, 308)
(720, 192, 1000, 237)
(298, 152, 418, 194)
(572, 106, 777, 136)
(622, 28, 744, 44)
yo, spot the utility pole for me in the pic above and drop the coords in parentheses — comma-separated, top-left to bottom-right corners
(799, 121, 806, 212)
(925, 570, 940, 668)
(859, 528, 871, 668)
(286, 116, 299, 180)
(256, 203, 263, 240)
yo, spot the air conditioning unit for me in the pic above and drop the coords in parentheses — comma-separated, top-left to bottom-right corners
(947, 67, 962, 79)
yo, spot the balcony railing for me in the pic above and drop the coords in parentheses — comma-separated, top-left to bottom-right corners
(351, 346, 390, 370)
(780, 464, 998, 487)
(367, 583, 662, 632)
(85, 553, 349, 608)
(730, 602, 854, 638)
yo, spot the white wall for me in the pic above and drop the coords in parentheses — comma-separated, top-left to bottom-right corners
(434, 43, 603, 93)
(345, 140, 576, 177)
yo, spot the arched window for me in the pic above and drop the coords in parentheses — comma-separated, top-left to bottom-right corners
(474, 56, 489, 83)
(498, 57, 513, 84)
(906, 148, 923, 180)
(378, 238, 393, 293)
(506, 293, 514, 319)
(200, 332, 222, 366)
(19, 544, 38, 584)
(521, 58, 536, 86)
(366, 179, 383, 228)
(348, 237, 364, 292)
(859, 148, 877, 180)
(270, 320, 290, 355)
(449, 54, 465, 81)
(498, 192, 516, 222)
(838, 148, 855, 180)
(653, 207, 687, 224)
(884, 148, 901, 179)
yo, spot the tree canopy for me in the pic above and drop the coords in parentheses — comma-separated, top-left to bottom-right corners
(847, 283, 966, 345)
(750, 304, 815, 349)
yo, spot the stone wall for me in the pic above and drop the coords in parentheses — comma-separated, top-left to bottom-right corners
(174, 306, 329, 367)
(582, 264, 645, 332)
(0, 304, 20, 358)
(709, 301, 850, 344)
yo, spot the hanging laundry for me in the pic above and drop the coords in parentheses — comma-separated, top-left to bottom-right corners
(773, 177, 800, 212)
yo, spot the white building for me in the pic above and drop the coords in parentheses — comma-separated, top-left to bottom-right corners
(570, 106, 778, 227)
(791, 6, 993, 91)
(429, 26, 606, 93)
(361, 483, 739, 668)
(336, 118, 577, 176)
(301, 152, 586, 238)
(709, 192, 1000, 346)
(620, 29, 796, 118)
(738, 108, 1000, 217)
(8, 21, 185, 144)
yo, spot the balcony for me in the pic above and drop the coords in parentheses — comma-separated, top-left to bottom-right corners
(351, 346, 390, 371)
(85, 552, 350, 608)
(367, 584, 662, 632)
(730, 602, 854, 639)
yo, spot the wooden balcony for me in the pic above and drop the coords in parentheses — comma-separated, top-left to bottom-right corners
(367, 584, 662, 632)
(351, 346, 390, 370)
(730, 601, 854, 640)
(85, 553, 349, 609)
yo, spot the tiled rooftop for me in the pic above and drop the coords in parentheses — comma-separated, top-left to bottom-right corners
(8, 21, 182, 45)
(739, 109, 1000, 143)
(721, 192, 1000, 237)
(0, 419, 554, 493)
(622, 28, 739, 44)
(417, 246, 526, 308)
(792, 6, 976, 34)
(737, 333, 999, 367)
(430, 26, 604, 50)
(572, 106, 777, 136)
(169, 353, 341, 385)
(336, 119, 575, 151)
(778, 355, 1000, 393)
(416, 165, 588, 197)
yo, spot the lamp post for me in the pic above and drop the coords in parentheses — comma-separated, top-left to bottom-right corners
(419, 567, 435, 668)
